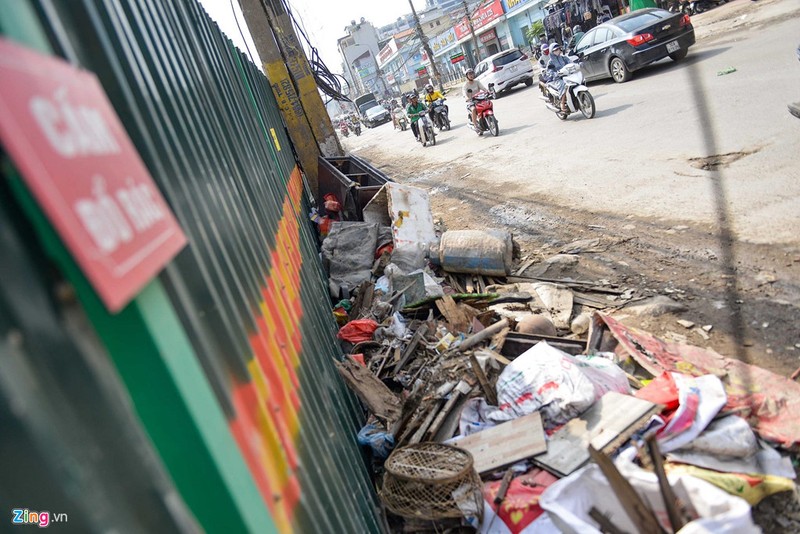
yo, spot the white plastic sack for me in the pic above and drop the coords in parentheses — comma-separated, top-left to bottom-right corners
(494, 342, 630, 428)
(540, 448, 759, 534)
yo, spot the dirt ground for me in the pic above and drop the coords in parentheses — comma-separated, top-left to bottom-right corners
(360, 158, 800, 379)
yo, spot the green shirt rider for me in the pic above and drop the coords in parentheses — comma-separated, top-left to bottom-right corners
(405, 94, 428, 142)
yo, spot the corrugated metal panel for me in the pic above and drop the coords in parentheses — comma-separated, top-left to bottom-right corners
(13, 0, 383, 531)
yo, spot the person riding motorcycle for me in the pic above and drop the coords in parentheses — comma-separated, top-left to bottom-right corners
(392, 101, 406, 129)
(546, 43, 573, 112)
(567, 25, 585, 51)
(462, 68, 488, 134)
(423, 83, 446, 127)
(537, 44, 551, 97)
(405, 93, 428, 142)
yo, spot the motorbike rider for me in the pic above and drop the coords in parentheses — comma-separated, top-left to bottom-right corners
(391, 99, 405, 129)
(406, 93, 428, 142)
(537, 44, 551, 97)
(423, 83, 446, 126)
(462, 68, 488, 134)
(546, 43, 573, 112)
(568, 25, 585, 51)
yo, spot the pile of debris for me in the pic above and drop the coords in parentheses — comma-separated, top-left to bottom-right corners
(317, 181, 800, 533)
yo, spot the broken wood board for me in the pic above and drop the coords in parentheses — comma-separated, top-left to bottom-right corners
(450, 412, 546, 473)
(334, 356, 402, 425)
(436, 294, 471, 333)
(532, 392, 660, 477)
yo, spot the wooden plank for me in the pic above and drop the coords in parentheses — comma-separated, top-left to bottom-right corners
(490, 326, 510, 353)
(432, 393, 471, 442)
(393, 323, 428, 375)
(532, 392, 659, 477)
(334, 356, 402, 425)
(469, 353, 497, 406)
(475, 348, 512, 367)
(645, 433, 690, 532)
(448, 274, 465, 293)
(573, 291, 614, 309)
(425, 381, 472, 441)
(409, 399, 444, 444)
(477, 275, 486, 294)
(465, 276, 475, 294)
(588, 446, 666, 534)
(514, 257, 537, 276)
(450, 412, 546, 473)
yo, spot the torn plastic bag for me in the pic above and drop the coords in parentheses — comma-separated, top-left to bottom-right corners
(357, 423, 395, 459)
(459, 397, 502, 437)
(657, 373, 727, 453)
(540, 447, 759, 534)
(494, 341, 630, 428)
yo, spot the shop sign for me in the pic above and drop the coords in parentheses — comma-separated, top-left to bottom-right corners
(0, 38, 186, 312)
(416, 66, 428, 77)
(502, 0, 534, 13)
(454, 0, 505, 40)
(432, 28, 457, 55)
(479, 29, 498, 44)
(378, 40, 398, 66)
(450, 52, 466, 64)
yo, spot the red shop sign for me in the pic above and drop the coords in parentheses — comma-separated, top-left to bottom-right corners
(0, 38, 186, 312)
(455, 0, 504, 40)
(479, 29, 498, 44)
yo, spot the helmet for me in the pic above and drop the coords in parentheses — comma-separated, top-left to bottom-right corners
(573, 25, 582, 34)
(409, 92, 418, 100)
(540, 43, 549, 52)
(550, 43, 562, 52)
(425, 84, 434, 92)
(465, 68, 475, 76)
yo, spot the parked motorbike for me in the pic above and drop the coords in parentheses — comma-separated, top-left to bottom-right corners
(430, 98, 451, 131)
(466, 90, 499, 136)
(543, 63, 595, 121)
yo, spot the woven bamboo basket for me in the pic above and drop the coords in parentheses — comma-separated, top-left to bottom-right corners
(380, 442, 483, 521)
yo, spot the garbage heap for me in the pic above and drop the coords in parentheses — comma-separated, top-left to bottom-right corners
(317, 180, 800, 533)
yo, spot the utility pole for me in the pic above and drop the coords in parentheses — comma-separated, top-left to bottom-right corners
(461, 0, 481, 67)
(239, 0, 343, 198)
(408, 0, 441, 84)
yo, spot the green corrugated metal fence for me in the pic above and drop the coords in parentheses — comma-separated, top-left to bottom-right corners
(0, 0, 382, 531)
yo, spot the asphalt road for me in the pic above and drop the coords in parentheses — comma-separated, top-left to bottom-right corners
(343, 0, 800, 246)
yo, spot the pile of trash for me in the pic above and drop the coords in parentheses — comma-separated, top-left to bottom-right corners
(316, 182, 800, 533)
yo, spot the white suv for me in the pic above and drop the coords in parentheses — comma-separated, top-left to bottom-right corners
(475, 49, 535, 97)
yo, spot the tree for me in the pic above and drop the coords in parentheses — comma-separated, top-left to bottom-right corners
(525, 21, 545, 45)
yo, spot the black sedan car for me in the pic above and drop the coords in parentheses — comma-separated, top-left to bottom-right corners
(573, 8, 695, 83)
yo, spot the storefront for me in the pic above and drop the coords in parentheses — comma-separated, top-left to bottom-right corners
(452, 0, 508, 64)
(541, 0, 626, 45)
(502, 0, 548, 49)
(432, 26, 469, 77)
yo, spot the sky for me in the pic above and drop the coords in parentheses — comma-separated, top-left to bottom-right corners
(199, 0, 426, 75)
